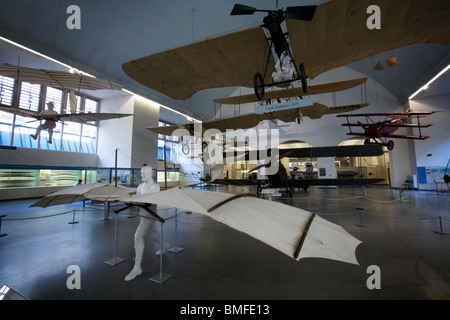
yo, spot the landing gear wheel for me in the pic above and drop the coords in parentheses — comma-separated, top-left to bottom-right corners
(299, 63, 307, 94)
(254, 72, 265, 101)
(364, 138, 371, 145)
(387, 140, 394, 151)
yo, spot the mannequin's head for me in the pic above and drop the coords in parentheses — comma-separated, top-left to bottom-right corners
(140, 166, 153, 182)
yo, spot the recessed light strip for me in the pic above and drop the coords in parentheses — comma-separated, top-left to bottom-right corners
(409, 63, 450, 100)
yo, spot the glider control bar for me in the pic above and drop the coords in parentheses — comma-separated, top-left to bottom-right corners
(293, 213, 316, 259)
(207, 193, 258, 213)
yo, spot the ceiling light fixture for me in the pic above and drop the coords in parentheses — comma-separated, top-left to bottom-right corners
(409, 63, 450, 100)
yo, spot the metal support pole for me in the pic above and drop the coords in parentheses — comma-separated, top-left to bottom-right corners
(0, 214, 7, 237)
(168, 208, 184, 254)
(99, 201, 112, 221)
(104, 212, 126, 266)
(434, 216, 450, 235)
(355, 207, 366, 227)
(68, 210, 79, 224)
(149, 221, 172, 283)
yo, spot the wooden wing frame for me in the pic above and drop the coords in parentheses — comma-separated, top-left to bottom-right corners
(123, 26, 275, 100)
(122, 0, 449, 101)
(287, 0, 450, 79)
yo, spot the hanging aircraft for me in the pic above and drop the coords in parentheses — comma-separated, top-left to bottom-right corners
(147, 101, 369, 155)
(337, 111, 436, 150)
(0, 64, 133, 142)
(201, 144, 385, 197)
(214, 77, 368, 105)
(122, 0, 450, 101)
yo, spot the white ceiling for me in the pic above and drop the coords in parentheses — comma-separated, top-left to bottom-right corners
(0, 0, 449, 122)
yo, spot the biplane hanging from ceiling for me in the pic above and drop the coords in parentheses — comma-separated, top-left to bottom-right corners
(214, 77, 368, 105)
(337, 111, 436, 150)
(147, 101, 369, 145)
(122, 0, 450, 101)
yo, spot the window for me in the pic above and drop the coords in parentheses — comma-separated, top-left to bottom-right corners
(0, 76, 15, 106)
(18, 82, 41, 111)
(0, 78, 100, 154)
(157, 121, 179, 162)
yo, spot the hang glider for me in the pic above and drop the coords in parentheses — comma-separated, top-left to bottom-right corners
(204, 144, 385, 197)
(338, 111, 436, 150)
(0, 64, 123, 91)
(147, 102, 369, 136)
(0, 105, 133, 125)
(31, 183, 136, 208)
(122, 0, 450, 101)
(214, 77, 368, 105)
(124, 187, 362, 265)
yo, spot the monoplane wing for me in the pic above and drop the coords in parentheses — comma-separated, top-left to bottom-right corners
(123, 26, 274, 100)
(0, 105, 132, 124)
(147, 102, 369, 136)
(0, 105, 41, 119)
(214, 78, 368, 105)
(0, 64, 123, 91)
(122, 0, 449, 101)
(287, 0, 450, 80)
(125, 187, 362, 265)
(55, 112, 133, 124)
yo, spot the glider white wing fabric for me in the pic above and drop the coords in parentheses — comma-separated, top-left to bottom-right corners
(127, 188, 361, 265)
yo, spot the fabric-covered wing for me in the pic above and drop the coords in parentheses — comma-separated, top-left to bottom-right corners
(287, 0, 450, 79)
(56, 112, 133, 124)
(122, 26, 275, 100)
(0, 64, 123, 91)
(0, 105, 41, 119)
(126, 188, 361, 265)
(146, 103, 368, 135)
(214, 78, 368, 105)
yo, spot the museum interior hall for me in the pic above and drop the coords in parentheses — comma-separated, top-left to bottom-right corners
(0, 0, 449, 304)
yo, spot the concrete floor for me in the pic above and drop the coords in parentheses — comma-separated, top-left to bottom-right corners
(0, 185, 449, 301)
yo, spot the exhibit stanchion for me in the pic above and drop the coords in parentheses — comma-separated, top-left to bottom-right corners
(149, 221, 172, 283)
(355, 207, 366, 227)
(0, 214, 7, 237)
(433, 216, 450, 235)
(99, 201, 113, 221)
(68, 210, 79, 224)
(104, 212, 126, 266)
(168, 208, 184, 254)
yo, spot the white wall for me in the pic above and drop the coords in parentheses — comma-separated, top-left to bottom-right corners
(97, 94, 135, 168)
(130, 95, 159, 169)
(409, 93, 450, 189)
(97, 94, 159, 169)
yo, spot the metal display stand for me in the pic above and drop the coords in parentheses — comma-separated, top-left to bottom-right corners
(0, 214, 7, 237)
(104, 212, 126, 266)
(68, 210, 79, 224)
(99, 201, 113, 221)
(149, 221, 172, 283)
(168, 208, 184, 254)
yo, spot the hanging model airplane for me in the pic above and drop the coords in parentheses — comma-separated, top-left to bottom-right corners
(337, 111, 436, 150)
(147, 102, 369, 137)
(0, 64, 133, 143)
(122, 0, 450, 101)
(0, 103, 133, 144)
(202, 144, 385, 197)
(214, 77, 368, 105)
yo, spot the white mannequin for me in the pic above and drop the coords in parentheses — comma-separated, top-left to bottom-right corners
(124, 166, 170, 281)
